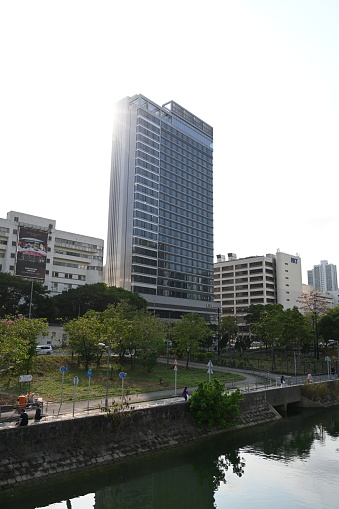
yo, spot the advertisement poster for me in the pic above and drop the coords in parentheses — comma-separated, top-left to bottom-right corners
(15, 227, 48, 279)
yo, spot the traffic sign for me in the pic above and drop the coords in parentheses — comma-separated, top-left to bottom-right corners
(87, 369, 92, 377)
(207, 360, 213, 368)
(60, 366, 68, 372)
(119, 372, 127, 378)
(74, 376, 79, 385)
(174, 365, 178, 371)
(174, 359, 178, 366)
(19, 374, 33, 382)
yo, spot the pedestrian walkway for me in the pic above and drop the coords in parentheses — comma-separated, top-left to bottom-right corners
(0, 361, 270, 429)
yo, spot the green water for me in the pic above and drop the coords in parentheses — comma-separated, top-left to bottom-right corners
(1, 407, 339, 509)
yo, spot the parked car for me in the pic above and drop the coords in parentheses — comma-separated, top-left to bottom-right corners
(36, 345, 53, 355)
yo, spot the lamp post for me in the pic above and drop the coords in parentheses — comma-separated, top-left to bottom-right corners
(98, 342, 110, 410)
(217, 307, 221, 356)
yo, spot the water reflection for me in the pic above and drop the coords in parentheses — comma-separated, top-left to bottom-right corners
(1, 407, 339, 509)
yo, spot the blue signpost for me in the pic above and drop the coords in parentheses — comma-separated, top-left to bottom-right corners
(119, 372, 127, 404)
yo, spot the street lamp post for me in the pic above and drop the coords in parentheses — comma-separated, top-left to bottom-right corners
(217, 307, 221, 356)
(98, 342, 110, 410)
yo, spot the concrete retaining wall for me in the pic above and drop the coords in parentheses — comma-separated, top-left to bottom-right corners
(2, 381, 338, 493)
(0, 394, 280, 493)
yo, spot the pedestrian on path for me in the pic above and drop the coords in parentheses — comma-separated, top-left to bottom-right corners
(34, 404, 42, 422)
(182, 387, 189, 401)
(280, 375, 285, 387)
(307, 373, 313, 383)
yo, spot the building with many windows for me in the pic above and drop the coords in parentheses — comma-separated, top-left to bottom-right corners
(0, 211, 104, 295)
(214, 251, 302, 326)
(307, 260, 338, 292)
(106, 95, 214, 319)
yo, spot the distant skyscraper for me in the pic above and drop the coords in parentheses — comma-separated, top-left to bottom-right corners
(307, 260, 338, 291)
(106, 95, 214, 319)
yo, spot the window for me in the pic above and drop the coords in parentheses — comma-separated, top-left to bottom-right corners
(52, 272, 59, 277)
(14, 217, 19, 222)
(13, 229, 17, 234)
(12, 241, 16, 246)
(11, 253, 15, 258)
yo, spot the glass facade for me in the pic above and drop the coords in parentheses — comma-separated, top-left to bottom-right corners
(107, 95, 214, 313)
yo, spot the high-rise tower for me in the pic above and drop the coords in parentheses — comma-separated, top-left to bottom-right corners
(106, 95, 214, 319)
(308, 260, 338, 291)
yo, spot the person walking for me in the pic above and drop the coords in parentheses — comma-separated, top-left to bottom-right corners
(280, 375, 285, 387)
(182, 387, 189, 401)
(34, 403, 42, 422)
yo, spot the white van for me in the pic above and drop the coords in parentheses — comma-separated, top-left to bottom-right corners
(36, 345, 53, 355)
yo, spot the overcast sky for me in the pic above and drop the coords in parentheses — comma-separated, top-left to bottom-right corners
(1, 0, 338, 283)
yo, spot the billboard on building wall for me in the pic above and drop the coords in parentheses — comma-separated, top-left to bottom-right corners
(15, 227, 48, 279)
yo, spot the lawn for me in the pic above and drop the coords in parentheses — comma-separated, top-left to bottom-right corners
(0, 355, 245, 403)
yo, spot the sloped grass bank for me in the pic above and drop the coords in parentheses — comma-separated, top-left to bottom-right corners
(0, 356, 245, 402)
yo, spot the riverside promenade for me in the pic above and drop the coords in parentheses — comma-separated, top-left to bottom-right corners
(1, 360, 267, 429)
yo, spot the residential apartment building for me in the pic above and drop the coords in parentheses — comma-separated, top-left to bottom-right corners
(214, 251, 302, 325)
(0, 211, 104, 295)
(106, 95, 214, 319)
(307, 260, 338, 291)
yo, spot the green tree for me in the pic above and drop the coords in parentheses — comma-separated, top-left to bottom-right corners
(0, 273, 48, 318)
(0, 316, 48, 374)
(64, 314, 106, 369)
(281, 306, 312, 353)
(189, 378, 243, 427)
(245, 304, 266, 327)
(318, 306, 339, 344)
(219, 316, 238, 350)
(297, 290, 332, 359)
(131, 311, 165, 372)
(49, 283, 147, 320)
(172, 313, 212, 368)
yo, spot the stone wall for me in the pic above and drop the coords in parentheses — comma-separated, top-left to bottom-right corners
(0, 394, 280, 493)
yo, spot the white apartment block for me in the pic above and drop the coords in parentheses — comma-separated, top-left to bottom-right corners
(214, 251, 303, 324)
(307, 260, 338, 292)
(0, 211, 104, 295)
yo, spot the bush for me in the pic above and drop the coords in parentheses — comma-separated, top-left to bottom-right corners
(189, 379, 243, 427)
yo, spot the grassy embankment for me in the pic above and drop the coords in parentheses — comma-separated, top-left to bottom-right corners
(0, 355, 245, 403)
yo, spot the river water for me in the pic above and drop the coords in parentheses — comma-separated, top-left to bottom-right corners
(1, 406, 339, 509)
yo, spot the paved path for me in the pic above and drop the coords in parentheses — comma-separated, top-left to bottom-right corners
(0, 360, 270, 429)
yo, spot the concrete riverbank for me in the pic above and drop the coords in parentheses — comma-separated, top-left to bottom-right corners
(1, 380, 339, 494)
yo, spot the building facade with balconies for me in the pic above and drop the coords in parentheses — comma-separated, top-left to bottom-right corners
(214, 251, 302, 326)
(0, 211, 104, 295)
